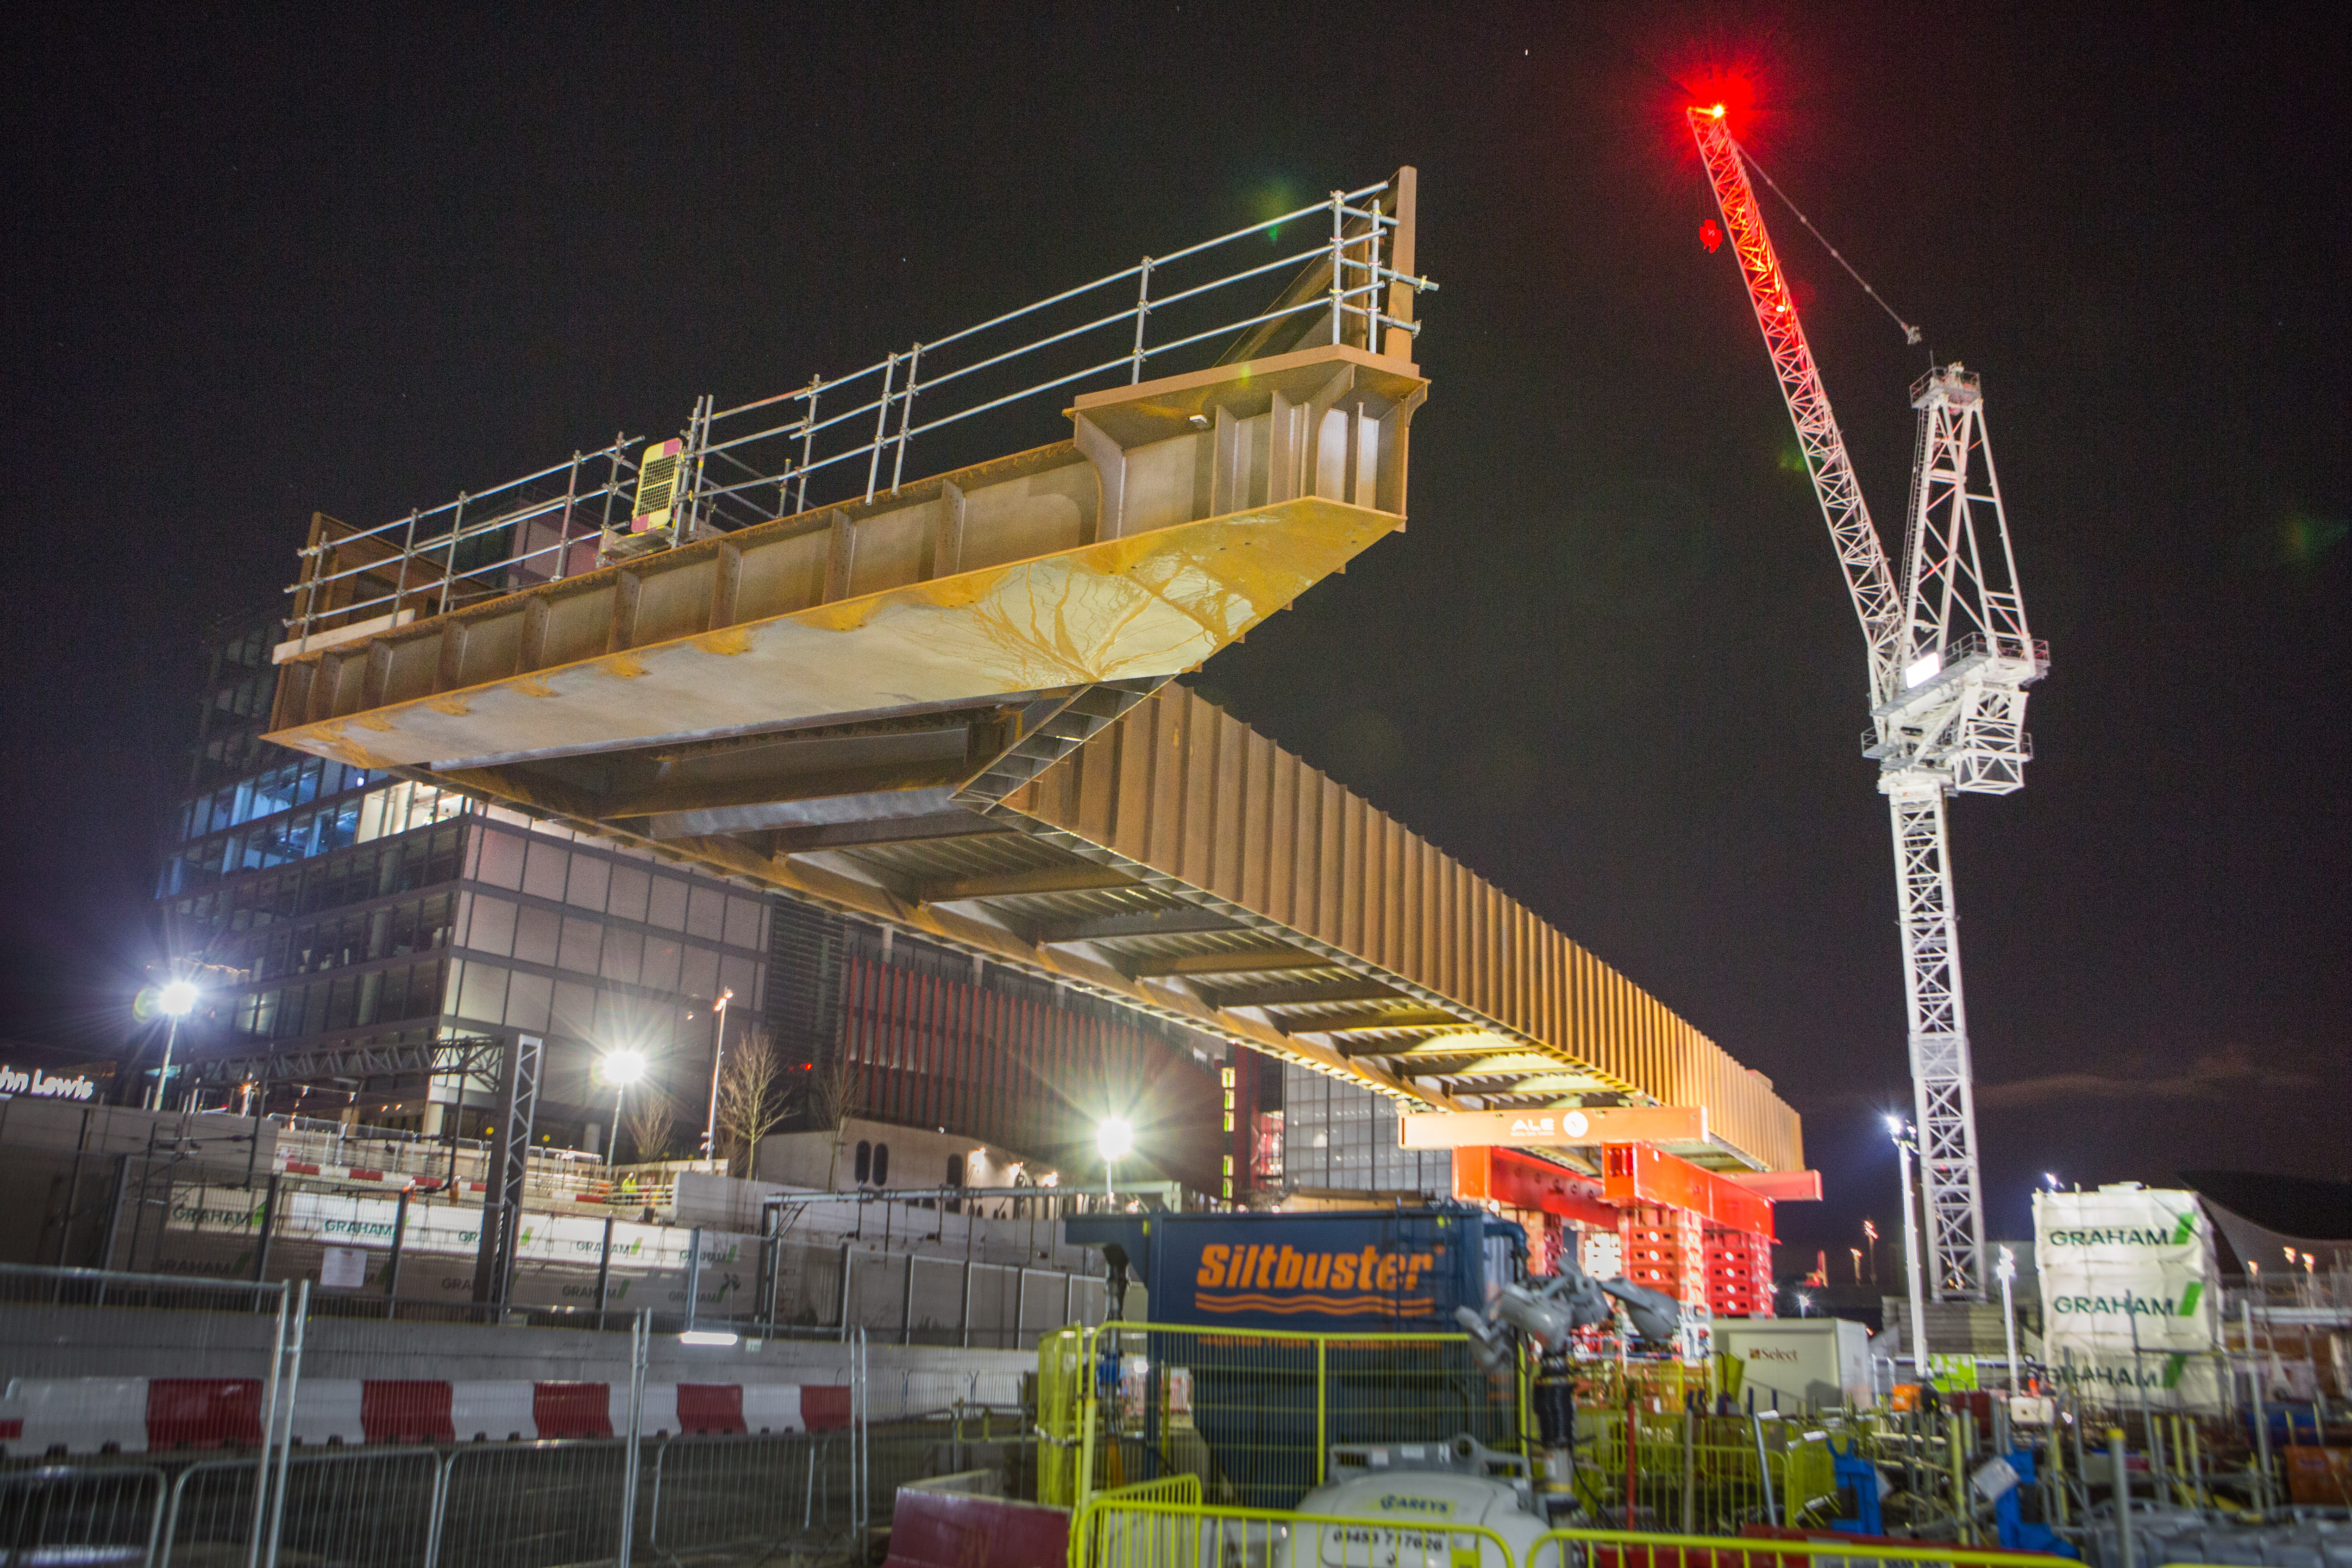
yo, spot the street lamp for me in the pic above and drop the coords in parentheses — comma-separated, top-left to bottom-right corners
(149, 979, 201, 1111)
(1097, 1116, 1134, 1202)
(1889, 1116, 1932, 1384)
(602, 1049, 647, 1165)
(1794, 1291, 1813, 1318)
(1995, 1244, 2021, 1392)
(700, 990, 734, 1173)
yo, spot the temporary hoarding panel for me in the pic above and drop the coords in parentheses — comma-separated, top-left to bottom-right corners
(2035, 1185, 2223, 1411)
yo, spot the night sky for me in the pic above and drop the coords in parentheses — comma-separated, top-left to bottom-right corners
(5, 6, 2345, 1269)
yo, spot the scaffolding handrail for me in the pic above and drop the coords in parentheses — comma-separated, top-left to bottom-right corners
(280, 176, 1427, 649)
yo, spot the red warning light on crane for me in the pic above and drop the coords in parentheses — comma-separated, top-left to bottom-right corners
(1700, 219, 1723, 253)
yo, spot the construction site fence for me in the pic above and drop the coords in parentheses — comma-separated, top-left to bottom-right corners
(0, 1423, 1005, 1568)
(1038, 1321, 1525, 1514)
(1068, 1496, 2087, 1568)
(0, 1268, 1043, 1568)
(19, 1151, 1116, 1346)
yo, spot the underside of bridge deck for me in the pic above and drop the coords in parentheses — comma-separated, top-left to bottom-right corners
(257, 178, 1803, 1177)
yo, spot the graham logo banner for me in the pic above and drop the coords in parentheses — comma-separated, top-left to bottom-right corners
(2035, 1185, 2223, 1409)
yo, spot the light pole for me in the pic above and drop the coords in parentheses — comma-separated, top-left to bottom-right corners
(1863, 1219, 1879, 1284)
(148, 979, 200, 1111)
(1996, 1244, 2021, 1392)
(700, 989, 733, 1173)
(1097, 1117, 1134, 1204)
(602, 1049, 647, 1165)
(1890, 1116, 1932, 1385)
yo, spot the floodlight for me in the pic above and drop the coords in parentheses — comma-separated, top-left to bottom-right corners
(603, 1049, 648, 1085)
(159, 980, 199, 1017)
(1096, 1117, 1135, 1162)
(678, 1330, 738, 1347)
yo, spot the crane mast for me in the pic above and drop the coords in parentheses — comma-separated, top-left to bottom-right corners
(1688, 106, 2047, 1304)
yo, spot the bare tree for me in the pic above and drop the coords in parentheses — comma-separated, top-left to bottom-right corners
(814, 1042, 864, 1190)
(715, 1024, 795, 1180)
(621, 1084, 678, 1166)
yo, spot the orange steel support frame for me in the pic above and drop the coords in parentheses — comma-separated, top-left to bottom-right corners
(1451, 1147, 1620, 1229)
(1602, 1142, 1775, 1239)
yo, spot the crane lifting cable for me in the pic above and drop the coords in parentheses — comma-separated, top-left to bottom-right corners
(1737, 141, 1925, 348)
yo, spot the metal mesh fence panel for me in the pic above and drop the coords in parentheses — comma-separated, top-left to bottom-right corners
(0, 1459, 168, 1567)
(435, 1440, 632, 1568)
(1084, 1325, 1522, 1513)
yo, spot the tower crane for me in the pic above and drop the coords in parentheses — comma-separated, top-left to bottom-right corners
(1687, 104, 2047, 1305)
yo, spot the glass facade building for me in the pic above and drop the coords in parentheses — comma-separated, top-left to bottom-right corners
(158, 619, 1285, 1192)
(157, 618, 768, 1148)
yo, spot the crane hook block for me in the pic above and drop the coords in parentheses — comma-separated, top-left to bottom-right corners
(1700, 219, 1724, 253)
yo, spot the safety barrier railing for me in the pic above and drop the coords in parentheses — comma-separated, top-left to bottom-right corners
(1044, 1320, 1523, 1513)
(1071, 1497, 2089, 1568)
(280, 172, 1430, 650)
(0, 1316, 966, 1568)
(1574, 1409, 1840, 1534)
(1072, 1495, 1522, 1568)
(1524, 1528, 2082, 1568)
(0, 1460, 168, 1568)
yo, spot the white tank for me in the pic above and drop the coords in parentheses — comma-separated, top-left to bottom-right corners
(1279, 1437, 1549, 1568)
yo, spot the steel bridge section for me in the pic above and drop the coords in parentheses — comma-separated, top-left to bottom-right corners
(242, 170, 1805, 1181)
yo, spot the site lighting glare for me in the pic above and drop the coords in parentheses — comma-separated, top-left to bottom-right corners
(1096, 1117, 1135, 1162)
(1097, 1116, 1134, 1203)
(602, 1049, 648, 1166)
(147, 977, 202, 1111)
(678, 1330, 739, 1348)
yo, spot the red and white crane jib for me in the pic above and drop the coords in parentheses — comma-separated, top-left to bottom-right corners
(1687, 106, 1907, 713)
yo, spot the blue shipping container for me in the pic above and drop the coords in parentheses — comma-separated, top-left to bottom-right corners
(1064, 1206, 1522, 1332)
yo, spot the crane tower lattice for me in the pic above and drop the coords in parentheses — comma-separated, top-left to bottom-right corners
(1689, 107, 2048, 1303)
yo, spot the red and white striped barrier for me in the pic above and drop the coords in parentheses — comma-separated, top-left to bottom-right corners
(273, 1156, 441, 1191)
(0, 1378, 851, 1455)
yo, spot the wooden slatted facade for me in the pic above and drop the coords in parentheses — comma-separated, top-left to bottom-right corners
(1006, 687, 1802, 1173)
